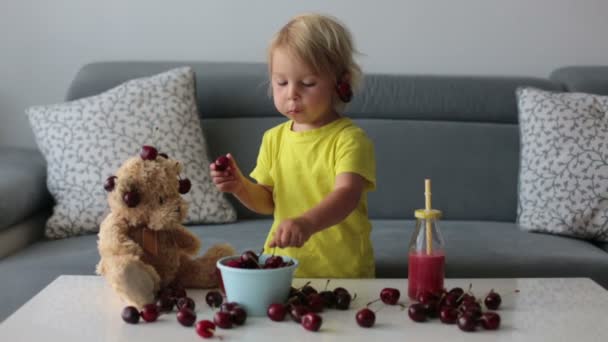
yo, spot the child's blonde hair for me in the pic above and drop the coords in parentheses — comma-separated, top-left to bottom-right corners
(268, 13, 362, 105)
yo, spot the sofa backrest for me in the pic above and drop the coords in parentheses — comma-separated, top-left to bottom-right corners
(66, 61, 563, 221)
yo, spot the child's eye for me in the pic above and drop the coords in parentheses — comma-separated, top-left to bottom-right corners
(276, 81, 287, 86)
(302, 82, 316, 87)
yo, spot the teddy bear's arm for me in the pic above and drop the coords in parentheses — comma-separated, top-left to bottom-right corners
(171, 226, 201, 256)
(98, 216, 144, 257)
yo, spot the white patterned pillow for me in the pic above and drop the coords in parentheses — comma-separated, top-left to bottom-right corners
(27, 67, 237, 239)
(517, 87, 608, 242)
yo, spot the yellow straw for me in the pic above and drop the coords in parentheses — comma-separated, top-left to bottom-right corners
(425, 179, 433, 255)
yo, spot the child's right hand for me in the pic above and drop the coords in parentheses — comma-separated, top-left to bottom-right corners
(209, 153, 244, 194)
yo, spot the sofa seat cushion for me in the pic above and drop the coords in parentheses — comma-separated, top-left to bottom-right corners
(0, 148, 51, 231)
(373, 220, 608, 289)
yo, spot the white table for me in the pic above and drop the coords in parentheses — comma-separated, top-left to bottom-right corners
(1, 276, 607, 341)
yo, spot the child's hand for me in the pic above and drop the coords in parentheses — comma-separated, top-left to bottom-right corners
(209, 153, 244, 194)
(269, 217, 316, 248)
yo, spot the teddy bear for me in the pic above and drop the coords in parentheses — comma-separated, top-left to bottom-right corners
(96, 145, 235, 308)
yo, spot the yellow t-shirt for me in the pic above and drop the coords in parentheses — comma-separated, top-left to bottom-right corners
(250, 117, 376, 278)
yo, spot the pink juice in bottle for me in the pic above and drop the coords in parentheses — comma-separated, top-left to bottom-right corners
(408, 250, 445, 300)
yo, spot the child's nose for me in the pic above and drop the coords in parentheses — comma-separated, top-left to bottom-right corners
(287, 84, 299, 99)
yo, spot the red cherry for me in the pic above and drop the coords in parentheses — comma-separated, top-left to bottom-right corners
(214, 311, 233, 329)
(240, 250, 260, 268)
(319, 290, 337, 308)
(156, 295, 174, 312)
(220, 302, 238, 312)
(448, 287, 464, 296)
(336, 82, 353, 102)
(230, 307, 247, 325)
(457, 312, 477, 332)
(484, 290, 502, 310)
(301, 285, 318, 296)
(407, 303, 427, 322)
(443, 292, 460, 307)
(121, 306, 140, 324)
(301, 312, 322, 332)
(226, 259, 243, 268)
(335, 292, 352, 310)
(264, 255, 284, 269)
(176, 297, 195, 311)
(123, 190, 140, 208)
(177, 307, 196, 326)
(439, 306, 458, 324)
(333, 287, 349, 296)
(140, 303, 159, 322)
(140, 145, 158, 160)
(178, 178, 191, 194)
(205, 291, 223, 308)
(267, 303, 287, 321)
(104, 176, 117, 192)
(356, 308, 376, 328)
(306, 293, 324, 313)
(380, 287, 400, 305)
(289, 305, 310, 323)
(196, 320, 216, 338)
(480, 312, 501, 330)
(424, 300, 440, 318)
(215, 155, 230, 171)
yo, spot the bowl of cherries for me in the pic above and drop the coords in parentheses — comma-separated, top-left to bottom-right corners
(216, 250, 298, 316)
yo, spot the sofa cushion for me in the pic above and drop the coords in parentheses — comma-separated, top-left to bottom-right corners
(516, 87, 608, 242)
(26, 67, 237, 239)
(2, 219, 607, 322)
(0, 147, 51, 231)
(550, 66, 608, 95)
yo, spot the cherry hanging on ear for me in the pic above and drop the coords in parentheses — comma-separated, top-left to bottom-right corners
(104, 176, 117, 192)
(336, 81, 353, 103)
(178, 178, 191, 194)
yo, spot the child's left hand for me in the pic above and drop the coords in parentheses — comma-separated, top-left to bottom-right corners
(269, 217, 316, 248)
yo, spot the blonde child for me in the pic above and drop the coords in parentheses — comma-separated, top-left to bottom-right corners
(210, 13, 376, 278)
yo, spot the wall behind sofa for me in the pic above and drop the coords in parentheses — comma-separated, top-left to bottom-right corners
(1, 0, 607, 149)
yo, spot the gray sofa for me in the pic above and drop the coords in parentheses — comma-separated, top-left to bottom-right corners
(2, 62, 608, 322)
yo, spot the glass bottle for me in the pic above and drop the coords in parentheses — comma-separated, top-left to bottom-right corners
(407, 180, 446, 300)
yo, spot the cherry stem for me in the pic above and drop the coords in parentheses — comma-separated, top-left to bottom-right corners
(296, 281, 312, 291)
(324, 279, 331, 291)
(366, 298, 381, 307)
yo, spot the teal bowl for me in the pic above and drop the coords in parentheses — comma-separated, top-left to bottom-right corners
(216, 254, 298, 316)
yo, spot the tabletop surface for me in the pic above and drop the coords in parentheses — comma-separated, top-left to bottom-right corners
(1, 276, 607, 341)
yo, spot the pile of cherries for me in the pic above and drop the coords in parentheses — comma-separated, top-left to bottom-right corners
(120, 284, 199, 326)
(224, 250, 294, 269)
(120, 283, 247, 339)
(265, 280, 356, 332)
(407, 285, 502, 332)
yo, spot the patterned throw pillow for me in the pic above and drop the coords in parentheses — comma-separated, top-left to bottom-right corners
(517, 87, 608, 242)
(27, 67, 236, 239)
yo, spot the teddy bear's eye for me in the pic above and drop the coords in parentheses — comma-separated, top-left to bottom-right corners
(159, 196, 164, 205)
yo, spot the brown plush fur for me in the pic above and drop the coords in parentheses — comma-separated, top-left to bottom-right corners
(96, 154, 235, 308)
